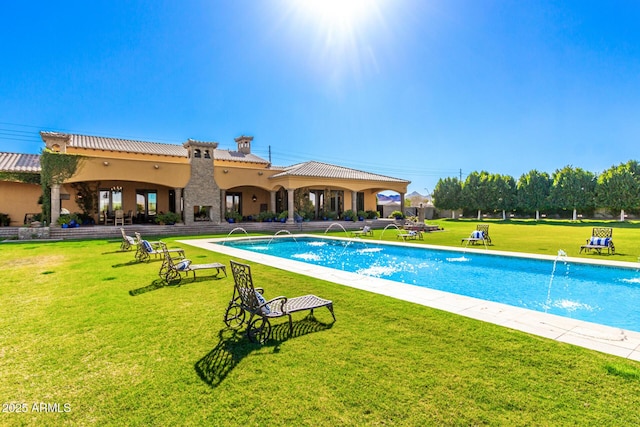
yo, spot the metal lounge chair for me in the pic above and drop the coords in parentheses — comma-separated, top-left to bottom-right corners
(159, 242, 226, 283)
(397, 229, 423, 241)
(461, 224, 491, 245)
(580, 227, 615, 254)
(225, 260, 336, 344)
(351, 225, 373, 237)
(134, 232, 185, 263)
(120, 227, 136, 251)
(404, 220, 440, 232)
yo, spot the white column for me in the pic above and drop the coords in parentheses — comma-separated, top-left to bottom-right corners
(287, 189, 295, 223)
(51, 184, 61, 226)
(351, 191, 357, 213)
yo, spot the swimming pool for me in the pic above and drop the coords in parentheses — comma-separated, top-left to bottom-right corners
(221, 236, 640, 333)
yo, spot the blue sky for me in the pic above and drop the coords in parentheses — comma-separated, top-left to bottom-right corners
(2, 1, 640, 194)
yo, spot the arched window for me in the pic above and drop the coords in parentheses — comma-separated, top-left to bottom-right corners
(204, 150, 211, 159)
(194, 149, 201, 158)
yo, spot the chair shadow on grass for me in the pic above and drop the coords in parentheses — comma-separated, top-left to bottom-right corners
(129, 278, 167, 296)
(102, 248, 134, 255)
(112, 258, 162, 269)
(128, 274, 225, 296)
(194, 314, 334, 388)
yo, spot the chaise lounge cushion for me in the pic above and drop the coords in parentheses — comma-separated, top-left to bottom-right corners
(175, 259, 192, 271)
(142, 240, 154, 253)
(471, 230, 484, 239)
(589, 237, 611, 246)
(255, 291, 271, 314)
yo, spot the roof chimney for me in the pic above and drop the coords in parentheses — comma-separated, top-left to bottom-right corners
(234, 135, 253, 154)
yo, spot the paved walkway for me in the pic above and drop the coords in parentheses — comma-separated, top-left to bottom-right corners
(179, 236, 640, 360)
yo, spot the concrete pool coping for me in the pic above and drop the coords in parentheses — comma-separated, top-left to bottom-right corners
(178, 235, 640, 361)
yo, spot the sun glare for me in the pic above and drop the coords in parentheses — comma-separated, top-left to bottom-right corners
(282, 0, 389, 86)
(304, 0, 371, 28)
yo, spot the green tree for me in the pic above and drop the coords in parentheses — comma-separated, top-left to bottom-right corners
(549, 165, 596, 220)
(433, 177, 462, 218)
(597, 160, 640, 221)
(493, 174, 517, 220)
(517, 170, 551, 220)
(461, 171, 493, 220)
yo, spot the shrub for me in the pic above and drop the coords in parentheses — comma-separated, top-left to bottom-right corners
(390, 210, 404, 219)
(56, 213, 79, 227)
(257, 211, 276, 222)
(277, 211, 288, 222)
(324, 211, 337, 220)
(224, 210, 242, 222)
(366, 210, 379, 219)
(342, 209, 356, 221)
(155, 212, 181, 225)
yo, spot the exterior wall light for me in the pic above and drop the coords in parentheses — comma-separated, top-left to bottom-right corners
(103, 161, 109, 166)
(154, 164, 160, 169)
(223, 169, 229, 173)
(252, 194, 257, 202)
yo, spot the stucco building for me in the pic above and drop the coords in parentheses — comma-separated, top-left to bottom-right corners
(0, 132, 409, 227)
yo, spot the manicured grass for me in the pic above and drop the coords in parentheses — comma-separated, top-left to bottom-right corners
(358, 218, 640, 262)
(2, 221, 640, 426)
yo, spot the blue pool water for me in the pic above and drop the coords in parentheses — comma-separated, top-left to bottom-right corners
(224, 237, 640, 332)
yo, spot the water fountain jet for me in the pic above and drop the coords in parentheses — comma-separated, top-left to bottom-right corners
(222, 227, 249, 245)
(545, 249, 569, 312)
(379, 223, 401, 240)
(324, 222, 350, 237)
(268, 230, 298, 247)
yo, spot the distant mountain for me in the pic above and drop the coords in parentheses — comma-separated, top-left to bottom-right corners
(378, 191, 431, 204)
(377, 193, 401, 202)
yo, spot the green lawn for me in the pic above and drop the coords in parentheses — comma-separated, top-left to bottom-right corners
(371, 218, 640, 262)
(2, 220, 640, 426)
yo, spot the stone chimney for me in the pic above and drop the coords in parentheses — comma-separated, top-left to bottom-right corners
(182, 139, 220, 225)
(234, 135, 253, 154)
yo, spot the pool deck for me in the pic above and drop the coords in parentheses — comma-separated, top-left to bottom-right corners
(178, 235, 640, 361)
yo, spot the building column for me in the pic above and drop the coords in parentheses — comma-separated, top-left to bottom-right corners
(220, 189, 226, 221)
(287, 188, 295, 223)
(270, 191, 276, 213)
(174, 187, 183, 219)
(400, 192, 405, 217)
(351, 191, 357, 213)
(51, 184, 61, 226)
